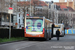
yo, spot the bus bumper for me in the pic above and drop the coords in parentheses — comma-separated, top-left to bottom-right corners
(25, 34, 44, 38)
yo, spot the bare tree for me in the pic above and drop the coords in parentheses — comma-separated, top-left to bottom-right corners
(0, 0, 18, 27)
(0, 0, 6, 27)
(0, 0, 2, 26)
(17, 1, 30, 28)
(32, 0, 40, 16)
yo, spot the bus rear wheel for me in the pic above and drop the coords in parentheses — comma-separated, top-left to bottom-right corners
(28, 38, 33, 41)
(49, 38, 51, 40)
(47, 38, 49, 41)
(44, 38, 49, 41)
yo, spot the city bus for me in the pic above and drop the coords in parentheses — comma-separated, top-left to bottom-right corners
(53, 24, 65, 37)
(24, 17, 52, 41)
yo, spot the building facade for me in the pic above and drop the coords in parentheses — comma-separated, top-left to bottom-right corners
(17, 0, 48, 29)
(0, 0, 17, 28)
(59, 0, 65, 2)
(54, 0, 75, 10)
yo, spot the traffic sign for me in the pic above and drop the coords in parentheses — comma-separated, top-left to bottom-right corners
(8, 7, 13, 14)
(9, 7, 13, 9)
(15, 23, 18, 25)
(8, 7, 13, 39)
(26, 14, 29, 16)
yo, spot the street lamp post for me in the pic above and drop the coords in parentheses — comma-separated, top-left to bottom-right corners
(48, 3, 49, 19)
(72, 12, 74, 28)
(24, 0, 26, 30)
(51, 5, 54, 23)
(9, 14, 11, 39)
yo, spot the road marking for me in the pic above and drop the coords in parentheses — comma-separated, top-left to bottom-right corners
(16, 45, 32, 50)
(0, 41, 29, 46)
(16, 42, 37, 50)
(0, 41, 40, 50)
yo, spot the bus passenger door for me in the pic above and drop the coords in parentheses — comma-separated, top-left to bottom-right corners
(45, 23, 47, 38)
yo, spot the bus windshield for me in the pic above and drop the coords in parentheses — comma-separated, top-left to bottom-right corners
(55, 25, 61, 28)
(26, 19, 43, 32)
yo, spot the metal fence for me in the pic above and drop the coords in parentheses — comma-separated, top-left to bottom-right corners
(0, 29, 24, 38)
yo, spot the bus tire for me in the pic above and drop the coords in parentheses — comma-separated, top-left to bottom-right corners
(28, 38, 33, 41)
(49, 38, 51, 40)
(44, 38, 49, 41)
(47, 38, 49, 41)
(64, 33, 65, 35)
(45, 37, 49, 41)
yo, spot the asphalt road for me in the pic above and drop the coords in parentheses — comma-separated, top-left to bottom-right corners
(0, 34, 75, 50)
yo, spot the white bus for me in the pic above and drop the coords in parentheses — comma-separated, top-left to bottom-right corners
(24, 17, 52, 40)
(53, 24, 65, 37)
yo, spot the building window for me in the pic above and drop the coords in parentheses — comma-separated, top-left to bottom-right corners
(23, 19, 24, 23)
(19, 25, 21, 27)
(23, 14, 24, 17)
(19, 14, 20, 17)
(6, 16, 9, 22)
(19, 8, 20, 12)
(63, 8, 69, 11)
(2, 16, 4, 22)
(19, 19, 20, 23)
(49, 5, 51, 9)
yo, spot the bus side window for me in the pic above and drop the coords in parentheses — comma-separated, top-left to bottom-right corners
(45, 23, 47, 33)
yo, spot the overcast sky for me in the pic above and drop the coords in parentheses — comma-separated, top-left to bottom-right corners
(42, 0, 67, 2)
(21, 0, 59, 2)
(42, 0, 59, 2)
(21, 0, 68, 2)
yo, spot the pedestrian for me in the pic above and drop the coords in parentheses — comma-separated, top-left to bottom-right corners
(64, 27, 65, 35)
(56, 29, 60, 40)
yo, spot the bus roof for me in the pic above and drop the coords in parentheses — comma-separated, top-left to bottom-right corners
(54, 23, 64, 25)
(45, 19, 52, 23)
(26, 17, 52, 23)
(26, 17, 43, 19)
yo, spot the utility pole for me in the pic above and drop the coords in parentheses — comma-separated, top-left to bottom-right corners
(9, 0, 13, 39)
(48, 3, 49, 19)
(24, 0, 26, 29)
(0, 0, 3, 27)
(34, 2, 35, 16)
(57, 11, 58, 24)
(10, 0, 13, 7)
(51, 1, 54, 23)
(72, 12, 74, 28)
(15, 0, 18, 29)
(30, 0, 31, 16)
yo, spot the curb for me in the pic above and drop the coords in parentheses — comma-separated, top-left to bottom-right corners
(65, 34, 75, 35)
(0, 39, 28, 45)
